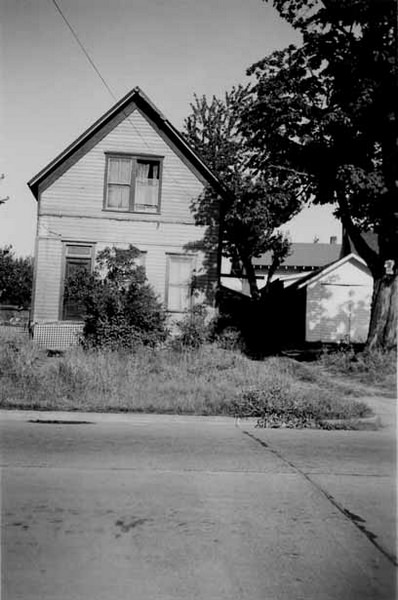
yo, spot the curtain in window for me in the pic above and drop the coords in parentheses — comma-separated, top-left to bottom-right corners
(135, 162, 159, 211)
(107, 158, 131, 210)
(167, 257, 193, 311)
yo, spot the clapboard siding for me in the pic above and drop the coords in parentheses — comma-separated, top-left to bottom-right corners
(306, 260, 373, 343)
(39, 109, 203, 223)
(38, 215, 206, 247)
(33, 238, 63, 321)
(32, 93, 221, 331)
(33, 233, 217, 320)
(34, 214, 217, 321)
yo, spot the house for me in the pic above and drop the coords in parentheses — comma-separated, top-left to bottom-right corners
(280, 253, 373, 345)
(28, 87, 224, 348)
(221, 237, 343, 295)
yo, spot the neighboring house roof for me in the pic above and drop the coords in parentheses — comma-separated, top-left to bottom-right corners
(341, 230, 379, 256)
(254, 242, 342, 270)
(28, 86, 225, 199)
(286, 253, 370, 290)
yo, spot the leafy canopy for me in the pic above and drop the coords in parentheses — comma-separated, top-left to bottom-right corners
(184, 87, 306, 298)
(0, 246, 33, 307)
(243, 0, 397, 276)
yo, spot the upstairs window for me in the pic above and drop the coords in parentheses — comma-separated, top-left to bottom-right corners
(105, 154, 162, 214)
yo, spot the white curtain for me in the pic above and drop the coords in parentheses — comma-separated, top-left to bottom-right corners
(107, 158, 131, 209)
(108, 158, 131, 183)
(135, 162, 159, 210)
(168, 257, 193, 311)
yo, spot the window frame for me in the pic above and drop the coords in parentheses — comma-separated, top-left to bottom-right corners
(103, 152, 163, 215)
(60, 242, 96, 321)
(165, 253, 197, 313)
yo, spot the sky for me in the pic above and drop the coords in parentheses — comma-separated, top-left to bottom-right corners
(1, 0, 341, 257)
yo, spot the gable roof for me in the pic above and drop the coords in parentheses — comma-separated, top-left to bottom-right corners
(254, 242, 342, 270)
(28, 86, 225, 199)
(287, 253, 370, 290)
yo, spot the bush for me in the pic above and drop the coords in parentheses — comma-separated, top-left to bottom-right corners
(172, 304, 210, 349)
(65, 245, 168, 350)
(231, 381, 372, 428)
(214, 326, 245, 352)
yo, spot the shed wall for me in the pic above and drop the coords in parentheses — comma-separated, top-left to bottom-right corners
(305, 261, 373, 343)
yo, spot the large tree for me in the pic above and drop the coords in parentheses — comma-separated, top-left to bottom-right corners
(183, 87, 305, 300)
(243, 0, 397, 349)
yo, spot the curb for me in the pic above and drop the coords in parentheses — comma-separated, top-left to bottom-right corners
(0, 409, 235, 425)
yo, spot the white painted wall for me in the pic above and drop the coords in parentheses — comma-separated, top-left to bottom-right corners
(306, 260, 373, 343)
(33, 106, 217, 322)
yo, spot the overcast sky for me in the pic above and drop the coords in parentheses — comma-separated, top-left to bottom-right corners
(1, 0, 341, 256)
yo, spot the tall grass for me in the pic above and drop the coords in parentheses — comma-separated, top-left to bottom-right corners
(320, 346, 397, 392)
(0, 338, 373, 420)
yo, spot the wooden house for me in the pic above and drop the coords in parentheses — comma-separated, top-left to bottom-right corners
(28, 87, 223, 348)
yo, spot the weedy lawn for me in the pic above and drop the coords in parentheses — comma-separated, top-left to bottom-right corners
(1, 338, 394, 428)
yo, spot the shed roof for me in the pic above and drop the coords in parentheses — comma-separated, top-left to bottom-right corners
(254, 242, 342, 269)
(286, 253, 370, 290)
(28, 86, 225, 199)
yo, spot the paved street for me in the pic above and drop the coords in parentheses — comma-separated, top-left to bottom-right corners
(1, 410, 396, 600)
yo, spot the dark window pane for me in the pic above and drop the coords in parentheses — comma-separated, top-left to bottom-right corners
(63, 258, 91, 321)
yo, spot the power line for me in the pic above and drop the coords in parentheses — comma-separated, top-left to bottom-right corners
(49, 0, 117, 102)
(49, 0, 200, 199)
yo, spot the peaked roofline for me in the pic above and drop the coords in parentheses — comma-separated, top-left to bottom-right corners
(292, 252, 369, 290)
(27, 86, 225, 199)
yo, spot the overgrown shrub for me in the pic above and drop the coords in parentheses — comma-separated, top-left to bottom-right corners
(214, 326, 245, 352)
(65, 245, 168, 350)
(172, 304, 210, 349)
(232, 382, 372, 428)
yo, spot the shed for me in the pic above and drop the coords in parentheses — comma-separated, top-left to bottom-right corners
(283, 253, 373, 344)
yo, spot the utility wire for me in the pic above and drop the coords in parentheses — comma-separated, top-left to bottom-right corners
(50, 0, 117, 102)
(49, 0, 200, 199)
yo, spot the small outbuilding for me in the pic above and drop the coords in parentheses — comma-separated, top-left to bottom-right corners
(281, 253, 373, 345)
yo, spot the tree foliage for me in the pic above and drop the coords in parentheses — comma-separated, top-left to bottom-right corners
(242, 0, 397, 348)
(64, 245, 168, 350)
(0, 246, 33, 307)
(184, 87, 305, 299)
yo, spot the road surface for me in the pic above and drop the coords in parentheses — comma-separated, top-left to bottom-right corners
(1, 411, 396, 599)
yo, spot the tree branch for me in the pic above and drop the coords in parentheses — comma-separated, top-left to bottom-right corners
(267, 164, 309, 177)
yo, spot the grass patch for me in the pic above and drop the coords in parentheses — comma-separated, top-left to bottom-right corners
(320, 347, 397, 394)
(0, 338, 374, 426)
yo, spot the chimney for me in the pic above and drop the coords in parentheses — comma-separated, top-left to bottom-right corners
(330, 236, 337, 245)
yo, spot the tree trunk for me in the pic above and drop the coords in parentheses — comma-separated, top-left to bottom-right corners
(240, 255, 260, 301)
(366, 272, 397, 350)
